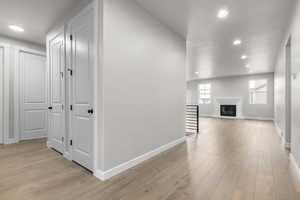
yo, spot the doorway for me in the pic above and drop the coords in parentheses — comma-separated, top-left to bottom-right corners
(17, 49, 48, 141)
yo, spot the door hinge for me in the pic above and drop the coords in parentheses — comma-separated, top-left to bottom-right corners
(62, 137, 64, 143)
(70, 34, 73, 41)
(70, 140, 73, 146)
(62, 104, 64, 111)
(60, 72, 64, 79)
(67, 69, 73, 76)
(70, 105, 73, 111)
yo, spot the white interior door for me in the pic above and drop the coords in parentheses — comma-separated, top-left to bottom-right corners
(19, 51, 48, 140)
(0, 46, 4, 144)
(48, 29, 66, 153)
(70, 5, 94, 171)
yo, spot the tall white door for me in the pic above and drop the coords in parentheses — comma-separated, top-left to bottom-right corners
(70, 5, 94, 171)
(19, 51, 48, 140)
(0, 46, 4, 144)
(47, 29, 66, 153)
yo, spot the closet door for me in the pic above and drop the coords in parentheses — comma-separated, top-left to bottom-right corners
(19, 51, 48, 140)
(70, 5, 95, 171)
(47, 28, 66, 153)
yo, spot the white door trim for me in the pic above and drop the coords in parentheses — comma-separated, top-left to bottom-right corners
(285, 36, 292, 149)
(14, 47, 46, 143)
(92, 0, 100, 173)
(0, 43, 10, 144)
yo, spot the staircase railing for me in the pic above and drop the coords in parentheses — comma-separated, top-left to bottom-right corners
(185, 105, 199, 134)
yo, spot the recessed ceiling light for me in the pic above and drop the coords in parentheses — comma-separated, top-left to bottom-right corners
(9, 25, 24, 33)
(241, 55, 248, 60)
(217, 8, 229, 19)
(245, 64, 251, 68)
(233, 39, 242, 46)
(195, 72, 199, 74)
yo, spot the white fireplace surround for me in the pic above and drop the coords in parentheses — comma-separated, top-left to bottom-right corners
(215, 97, 242, 118)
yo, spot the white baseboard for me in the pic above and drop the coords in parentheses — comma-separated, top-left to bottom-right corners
(273, 122, 291, 149)
(199, 114, 273, 121)
(94, 137, 186, 181)
(4, 138, 18, 144)
(64, 152, 72, 161)
(243, 116, 274, 121)
(21, 134, 47, 141)
(274, 121, 283, 138)
(46, 140, 51, 148)
(3, 136, 47, 145)
(290, 153, 300, 181)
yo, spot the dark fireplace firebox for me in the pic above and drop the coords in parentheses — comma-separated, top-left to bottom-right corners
(220, 105, 236, 117)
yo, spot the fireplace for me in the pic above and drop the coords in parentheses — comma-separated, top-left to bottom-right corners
(220, 105, 236, 117)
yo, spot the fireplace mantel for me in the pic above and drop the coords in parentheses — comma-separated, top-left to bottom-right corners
(214, 97, 242, 118)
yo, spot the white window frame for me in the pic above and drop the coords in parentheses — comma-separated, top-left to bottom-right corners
(198, 83, 211, 104)
(249, 79, 268, 105)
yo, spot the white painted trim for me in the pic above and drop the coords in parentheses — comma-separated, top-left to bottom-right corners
(290, 153, 300, 181)
(13, 48, 20, 143)
(0, 43, 10, 144)
(274, 121, 283, 138)
(20, 135, 47, 141)
(94, 137, 186, 181)
(64, 152, 72, 161)
(48, 140, 72, 161)
(0, 43, 10, 145)
(4, 138, 18, 145)
(46, 140, 51, 148)
(242, 116, 274, 121)
(92, 0, 100, 172)
(199, 114, 273, 121)
(273, 121, 291, 149)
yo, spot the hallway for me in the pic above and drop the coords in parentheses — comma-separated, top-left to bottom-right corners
(0, 118, 299, 200)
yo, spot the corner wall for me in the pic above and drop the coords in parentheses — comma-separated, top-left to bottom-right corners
(97, 0, 186, 177)
(274, 0, 300, 178)
(290, 0, 300, 176)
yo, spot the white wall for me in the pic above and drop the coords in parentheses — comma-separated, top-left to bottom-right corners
(0, 36, 45, 142)
(275, 0, 300, 174)
(290, 2, 300, 172)
(187, 73, 274, 120)
(98, 0, 186, 172)
(274, 50, 288, 141)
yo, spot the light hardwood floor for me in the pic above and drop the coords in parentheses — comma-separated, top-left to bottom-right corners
(1, 118, 300, 200)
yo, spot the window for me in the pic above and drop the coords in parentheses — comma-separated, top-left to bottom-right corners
(249, 79, 268, 104)
(199, 84, 211, 104)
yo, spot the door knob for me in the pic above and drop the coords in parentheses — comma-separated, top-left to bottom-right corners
(87, 109, 94, 114)
(48, 106, 53, 110)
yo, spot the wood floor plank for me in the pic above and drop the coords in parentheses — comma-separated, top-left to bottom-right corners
(0, 119, 300, 200)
